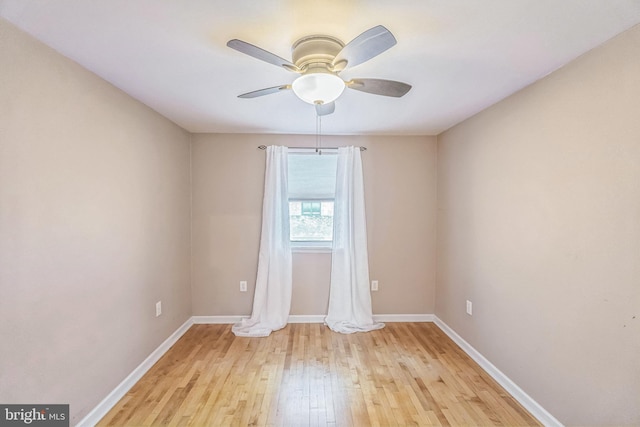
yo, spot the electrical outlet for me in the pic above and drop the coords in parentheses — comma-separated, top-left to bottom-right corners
(240, 281, 247, 292)
(371, 280, 379, 291)
(466, 300, 473, 316)
(156, 301, 162, 317)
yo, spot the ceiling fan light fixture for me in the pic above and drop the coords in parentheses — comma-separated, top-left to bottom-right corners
(228, 26, 410, 115)
(292, 73, 345, 105)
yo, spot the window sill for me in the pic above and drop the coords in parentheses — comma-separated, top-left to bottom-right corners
(291, 242, 333, 254)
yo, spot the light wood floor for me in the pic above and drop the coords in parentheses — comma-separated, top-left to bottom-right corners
(98, 323, 541, 426)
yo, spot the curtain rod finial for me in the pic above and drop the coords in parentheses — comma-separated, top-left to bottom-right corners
(258, 145, 267, 150)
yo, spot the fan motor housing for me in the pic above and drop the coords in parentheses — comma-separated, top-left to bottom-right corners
(291, 35, 344, 70)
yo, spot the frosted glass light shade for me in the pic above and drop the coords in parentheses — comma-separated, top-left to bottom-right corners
(292, 73, 345, 105)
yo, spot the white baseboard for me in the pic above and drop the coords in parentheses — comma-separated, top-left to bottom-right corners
(287, 314, 435, 323)
(76, 317, 194, 427)
(374, 313, 434, 322)
(192, 315, 244, 324)
(433, 316, 562, 427)
(193, 315, 322, 324)
(288, 315, 325, 323)
(193, 313, 435, 324)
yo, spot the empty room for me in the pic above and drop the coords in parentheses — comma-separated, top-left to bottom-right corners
(1, 1, 639, 426)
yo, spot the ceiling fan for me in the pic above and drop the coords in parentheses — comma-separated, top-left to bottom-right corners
(227, 25, 412, 116)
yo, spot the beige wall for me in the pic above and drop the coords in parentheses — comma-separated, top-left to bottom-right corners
(0, 19, 192, 425)
(191, 134, 437, 316)
(436, 25, 640, 426)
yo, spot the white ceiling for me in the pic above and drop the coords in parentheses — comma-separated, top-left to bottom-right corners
(2, 1, 639, 136)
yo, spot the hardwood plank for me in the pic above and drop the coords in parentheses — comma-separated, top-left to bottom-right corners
(97, 323, 541, 427)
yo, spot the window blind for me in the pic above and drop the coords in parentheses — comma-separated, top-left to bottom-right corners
(288, 153, 338, 200)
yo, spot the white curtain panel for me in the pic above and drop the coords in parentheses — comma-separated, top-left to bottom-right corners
(232, 146, 292, 337)
(325, 146, 384, 334)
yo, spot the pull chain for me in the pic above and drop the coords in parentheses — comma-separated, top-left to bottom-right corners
(315, 113, 323, 155)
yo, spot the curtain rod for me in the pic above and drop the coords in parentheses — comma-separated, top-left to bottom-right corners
(258, 145, 366, 151)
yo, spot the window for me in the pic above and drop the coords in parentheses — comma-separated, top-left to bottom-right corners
(301, 201, 321, 216)
(288, 151, 337, 250)
(289, 200, 334, 242)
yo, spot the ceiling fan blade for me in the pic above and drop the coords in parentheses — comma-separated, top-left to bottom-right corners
(227, 39, 300, 72)
(331, 25, 397, 72)
(238, 85, 291, 98)
(347, 79, 411, 97)
(315, 102, 335, 116)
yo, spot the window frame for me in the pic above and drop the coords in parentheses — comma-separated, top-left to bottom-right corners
(287, 150, 338, 253)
